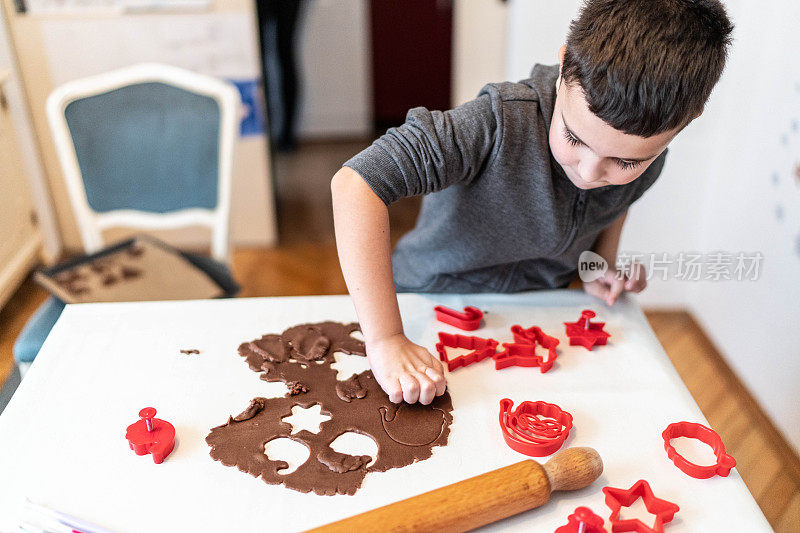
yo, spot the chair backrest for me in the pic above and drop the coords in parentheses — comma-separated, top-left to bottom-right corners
(46, 63, 239, 263)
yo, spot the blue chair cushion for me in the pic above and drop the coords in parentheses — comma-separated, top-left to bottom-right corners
(13, 296, 66, 364)
(64, 82, 220, 214)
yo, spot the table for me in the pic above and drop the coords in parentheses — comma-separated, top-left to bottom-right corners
(0, 291, 771, 532)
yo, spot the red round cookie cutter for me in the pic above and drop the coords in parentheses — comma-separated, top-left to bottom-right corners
(662, 421, 736, 479)
(498, 398, 573, 457)
(433, 305, 484, 330)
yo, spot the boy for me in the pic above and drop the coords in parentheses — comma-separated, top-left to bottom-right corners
(331, 0, 733, 405)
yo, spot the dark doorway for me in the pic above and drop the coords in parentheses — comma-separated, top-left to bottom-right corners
(369, 0, 453, 132)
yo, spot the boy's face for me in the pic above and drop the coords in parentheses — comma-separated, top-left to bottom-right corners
(549, 66, 681, 190)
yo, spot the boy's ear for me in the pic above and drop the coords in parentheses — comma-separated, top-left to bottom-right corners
(558, 44, 566, 66)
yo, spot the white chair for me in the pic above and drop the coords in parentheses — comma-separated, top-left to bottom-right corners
(11, 63, 242, 383)
(46, 62, 239, 263)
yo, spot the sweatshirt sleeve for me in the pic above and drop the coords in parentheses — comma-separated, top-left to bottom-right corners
(343, 85, 503, 205)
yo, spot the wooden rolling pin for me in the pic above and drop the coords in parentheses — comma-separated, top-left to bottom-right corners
(309, 446, 603, 532)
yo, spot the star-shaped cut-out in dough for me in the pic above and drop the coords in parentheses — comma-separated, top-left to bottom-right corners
(602, 479, 679, 533)
(281, 404, 332, 435)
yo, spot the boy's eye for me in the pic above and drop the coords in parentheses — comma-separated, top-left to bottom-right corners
(563, 128, 582, 147)
(616, 159, 642, 170)
(564, 125, 644, 171)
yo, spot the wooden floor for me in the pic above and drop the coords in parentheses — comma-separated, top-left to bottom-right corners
(1, 140, 798, 530)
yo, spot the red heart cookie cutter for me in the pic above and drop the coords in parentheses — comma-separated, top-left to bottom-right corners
(435, 332, 498, 371)
(662, 421, 736, 479)
(498, 398, 572, 457)
(433, 305, 484, 330)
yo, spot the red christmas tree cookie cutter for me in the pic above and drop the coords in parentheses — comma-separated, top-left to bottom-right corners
(433, 305, 484, 331)
(662, 421, 736, 479)
(435, 332, 498, 371)
(555, 506, 606, 533)
(493, 325, 560, 372)
(564, 309, 610, 350)
(125, 407, 176, 464)
(602, 479, 679, 533)
(498, 398, 573, 457)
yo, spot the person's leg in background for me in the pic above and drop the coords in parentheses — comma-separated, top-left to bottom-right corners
(256, 0, 303, 152)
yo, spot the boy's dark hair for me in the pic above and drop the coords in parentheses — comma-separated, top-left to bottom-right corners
(562, 0, 733, 137)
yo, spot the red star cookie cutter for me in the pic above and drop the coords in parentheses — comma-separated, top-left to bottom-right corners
(433, 305, 484, 330)
(435, 332, 498, 371)
(602, 480, 679, 533)
(564, 309, 610, 350)
(662, 421, 736, 479)
(555, 506, 606, 533)
(125, 407, 176, 464)
(493, 325, 560, 372)
(498, 398, 573, 457)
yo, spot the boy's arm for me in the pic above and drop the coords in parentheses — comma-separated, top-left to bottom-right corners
(331, 166, 446, 405)
(583, 210, 647, 305)
(332, 89, 501, 404)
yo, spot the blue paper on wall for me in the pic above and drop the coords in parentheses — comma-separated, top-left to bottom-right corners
(230, 78, 265, 137)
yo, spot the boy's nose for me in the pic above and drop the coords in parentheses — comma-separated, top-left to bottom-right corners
(578, 159, 603, 184)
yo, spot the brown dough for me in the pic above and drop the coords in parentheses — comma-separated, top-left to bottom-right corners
(285, 381, 308, 397)
(335, 374, 367, 402)
(206, 321, 453, 496)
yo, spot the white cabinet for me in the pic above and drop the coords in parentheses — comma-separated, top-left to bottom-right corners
(0, 70, 42, 308)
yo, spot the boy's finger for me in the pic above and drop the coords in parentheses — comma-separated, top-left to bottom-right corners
(427, 353, 445, 375)
(585, 279, 610, 301)
(606, 276, 625, 305)
(625, 263, 646, 290)
(626, 276, 647, 292)
(411, 371, 437, 405)
(385, 378, 403, 404)
(398, 374, 420, 404)
(424, 367, 447, 396)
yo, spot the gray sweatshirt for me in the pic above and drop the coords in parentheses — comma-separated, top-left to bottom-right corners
(344, 64, 666, 293)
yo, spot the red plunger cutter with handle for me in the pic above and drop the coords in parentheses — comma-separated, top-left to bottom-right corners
(125, 407, 175, 464)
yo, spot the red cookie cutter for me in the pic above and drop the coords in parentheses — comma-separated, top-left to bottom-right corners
(662, 421, 736, 479)
(433, 305, 484, 330)
(555, 506, 606, 533)
(125, 407, 176, 464)
(435, 332, 498, 371)
(564, 310, 610, 350)
(498, 398, 573, 457)
(602, 479, 679, 533)
(493, 325, 560, 372)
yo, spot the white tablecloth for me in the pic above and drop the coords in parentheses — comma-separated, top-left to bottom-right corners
(0, 291, 771, 532)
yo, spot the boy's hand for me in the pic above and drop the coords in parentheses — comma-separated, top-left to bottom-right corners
(583, 261, 647, 306)
(366, 333, 447, 405)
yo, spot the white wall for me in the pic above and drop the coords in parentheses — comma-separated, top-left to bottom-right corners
(295, 0, 372, 138)
(451, 0, 508, 106)
(687, 0, 800, 453)
(506, 0, 800, 453)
